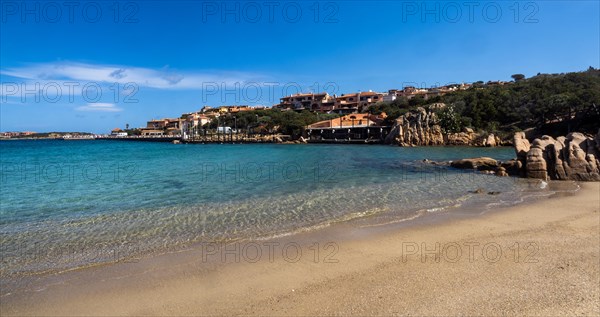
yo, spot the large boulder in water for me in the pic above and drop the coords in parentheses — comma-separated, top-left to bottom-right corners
(451, 157, 499, 171)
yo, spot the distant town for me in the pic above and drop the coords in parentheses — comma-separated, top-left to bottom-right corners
(121, 82, 494, 137)
(2, 80, 515, 142)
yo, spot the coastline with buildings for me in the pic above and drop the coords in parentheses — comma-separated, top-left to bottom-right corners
(91, 81, 509, 145)
(95, 69, 597, 153)
(2, 0, 599, 315)
(4, 70, 596, 149)
(3, 70, 599, 182)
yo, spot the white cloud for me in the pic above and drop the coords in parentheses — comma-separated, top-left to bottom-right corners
(1, 62, 268, 90)
(76, 103, 123, 112)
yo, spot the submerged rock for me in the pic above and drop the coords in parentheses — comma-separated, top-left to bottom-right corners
(495, 166, 508, 177)
(470, 188, 485, 194)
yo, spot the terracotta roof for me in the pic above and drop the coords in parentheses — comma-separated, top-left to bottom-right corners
(282, 92, 329, 99)
(337, 93, 358, 99)
(358, 91, 382, 96)
(295, 92, 327, 97)
(307, 113, 387, 129)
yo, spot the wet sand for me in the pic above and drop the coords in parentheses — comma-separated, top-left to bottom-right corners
(2, 182, 599, 316)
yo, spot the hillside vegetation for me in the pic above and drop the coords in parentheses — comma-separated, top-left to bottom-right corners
(371, 67, 600, 138)
(206, 68, 600, 140)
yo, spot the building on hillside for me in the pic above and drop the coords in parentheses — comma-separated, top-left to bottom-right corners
(330, 93, 358, 114)
(385, 86, 450, 101)
(356, 91, 384, 111)
(332, 91, 384, 114)
(401, 86, 428, 99)
(383, 89, 400, 102)
(275, 92, 336, 112)
(146, 118, 183, 135)
(200, 105, 256, 115)
(228, 105, 253, 113)
(182, 112, 211, 127)
(212, 105, 253, 114)
(200, 106, 214, 113)
(181, 112, 211, 138)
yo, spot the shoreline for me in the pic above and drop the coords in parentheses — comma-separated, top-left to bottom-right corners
(0, 168, 539, 285)
(1, 136, 516, 146)
(2, 181, 598, 316)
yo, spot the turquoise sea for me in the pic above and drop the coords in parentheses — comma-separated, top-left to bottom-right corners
(0, 140, 548, 288)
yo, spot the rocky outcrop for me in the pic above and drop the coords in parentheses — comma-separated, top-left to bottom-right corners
(386, 105, 501, 147)
(519, 131, 600, 181)
(526, 146, 548, 180)
(500, 159, 523, 177)
(484, 134, 500, 147)
(513, 132, 531, 162)
(446, 131, 600, 181)
(387, 106, 445, 146)
(445, 128, 477, 146)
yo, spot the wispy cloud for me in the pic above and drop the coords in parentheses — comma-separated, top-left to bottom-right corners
(76, 103, 123, 112)
(1, 62, 268, 90)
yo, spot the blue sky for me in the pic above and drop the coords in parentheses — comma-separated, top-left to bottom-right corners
(1, 0, 599, 133)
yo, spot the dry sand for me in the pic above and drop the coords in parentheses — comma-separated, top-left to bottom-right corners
(2, 182, 599, 316)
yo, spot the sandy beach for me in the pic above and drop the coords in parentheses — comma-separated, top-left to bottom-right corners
(2, 182, 599, 316)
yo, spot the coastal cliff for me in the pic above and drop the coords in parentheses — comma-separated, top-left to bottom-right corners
(385, 104, 502, 147)
(515, 131, 600, 181)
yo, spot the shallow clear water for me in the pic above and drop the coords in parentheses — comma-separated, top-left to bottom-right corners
(0, 140, 545, 280)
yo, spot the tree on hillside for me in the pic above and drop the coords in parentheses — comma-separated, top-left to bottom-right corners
(436, 105, 462, 133)
(511, 74, 526, 82)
